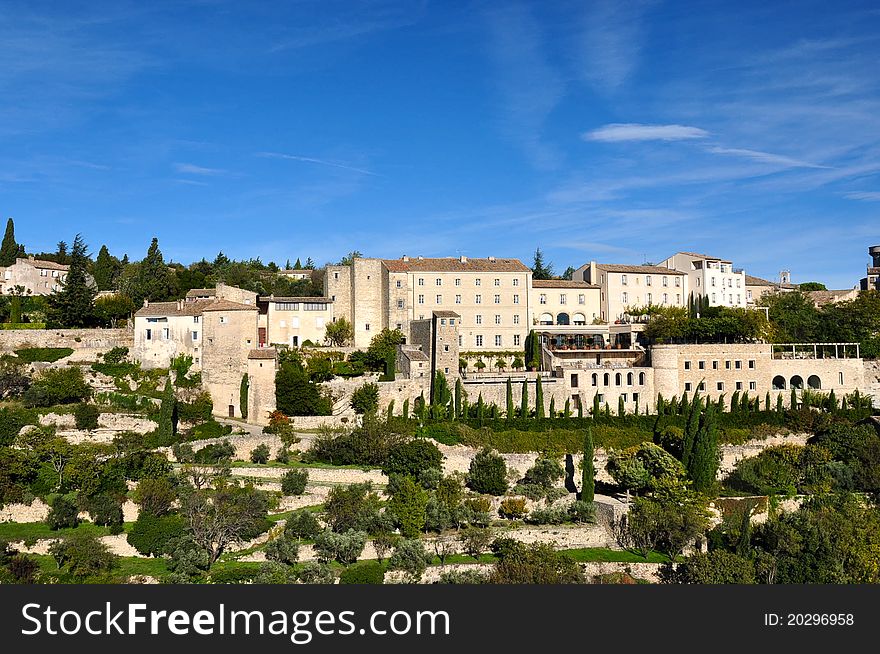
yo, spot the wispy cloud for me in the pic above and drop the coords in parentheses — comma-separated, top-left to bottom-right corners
(576, 0, 653, 93)
(172, 179, 210, 187)
(706, 146, 830, 169)
(484, 3, 565, 169)
(584, 123, 709, 142)
(256, 152, 378, 176)
(173, 163, 228, 176)
(844, 191, 880, 201)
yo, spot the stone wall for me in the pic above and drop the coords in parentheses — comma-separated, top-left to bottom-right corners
(201, 308, 258, 418)
(0, 328, 132, 362)
(866, 360, 880, 406)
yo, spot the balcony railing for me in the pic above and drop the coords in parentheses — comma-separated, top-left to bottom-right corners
(771, 343, 861, 360)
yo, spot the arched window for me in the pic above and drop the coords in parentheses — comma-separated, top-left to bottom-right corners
(615, 373, 622, 386)
(772, 375, 786, 390)
(790, 375, 804, 389)
(556, 312, 570, 325)
(603, 373, 610, 386)
(807, 375, 821, 389)
(627, 372, 633, 385)
(638, 372, 646, 385)
(591, 373, 598, 387)
(539, 312, 553, 325)
(572, 313, 586, 325)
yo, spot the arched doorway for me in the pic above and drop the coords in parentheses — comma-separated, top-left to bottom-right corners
(807, 375, 821, 389)
(556, 312, 570, 325)
(790, 375, 804, 389)
(772, 375, 786, 390)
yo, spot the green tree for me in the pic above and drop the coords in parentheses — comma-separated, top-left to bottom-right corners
(582, 428, 595, 503)
(0, 218, 24, 267)
(662, 550, 756, 584)
(92, 245, 122, 291)
(387, 476, 429, 538)
(535, 376, 545, 419)
(467, 448, 508, 495)
(49, 533, 118, 581)
(531, 247, 554, 280)
(155, 379, 178, 444)
(798, 281, 827, 291)
(350, 382, 379, 415)
(431, 370, 452, 415)
(324, 316, 354, 346)
(454, 378, 464, 419)
(521, 379, 529, 418)
(388, 538, 431, 583)
(688, 402, 719, 493)
(275, 361, 331, 416)
(47, 234, 96, 328)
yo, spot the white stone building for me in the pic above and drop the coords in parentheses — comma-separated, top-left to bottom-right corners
(659, 252, 747, 309)
(574, 261, 687, 323)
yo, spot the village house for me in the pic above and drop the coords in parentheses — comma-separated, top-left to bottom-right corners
(0, 256, 78, 296)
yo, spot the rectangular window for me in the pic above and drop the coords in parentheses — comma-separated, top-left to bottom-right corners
(495, 315, 501, 325)
(494, 278, 500, 286)
(145, 329, 152, 341)
(475, 335, 483, 347)
(684, 361, 691, 370)
(303, 303, 324, 311)
(475, 315, 482, 325)
(539, 294, 546, 304)
(711, 277, 716, 287)
(455, 278, 461, 286)
(436, 294, 442, 304)
(621, 274, 628, 286)
(436, 278, 442, 286)
(396, 280, 402, 288)
(219, 316, 227, 324)
(418, 278, 424, 286)
(622, 292, 628, 303)
(495, 335, 502, 347)
(748, 360, 755, 369)
(559, 294, 566, 304)
(675, 277, 680, 287)
(712, 360, 718, 370)
(735, 360, 742, 369)
(458, 335, 462, 346)
(717, 381, 724, 391)
(698, 360, 705, 370)
(475, 278, 481, 286)
(162, 328, 170, 339)
(455, 294, 461, 304)
(513, 294, 520, 304)
(749, 381, 757, 391)
(494, 294, 500, 304)
(571, 374, 579, 388)
(726, 361, 731, 369)
(736, 381, 743, 390)
(475, 294, 482, 304)
(647, 293, 653, 304)
(513, 314, 520, 325)
(397, 299, 404, 309)
(646, 275, 652, 286)
(276, 302, 300, 311)
(193, 316, 199, 323)
(578, 294, 585, 304)
(684, 382, 692, 392)
(513, 334, 520, 346)
(418, 294, 424, 304)
(365, 323, 370, 331)
(192, 331, 198, 341)
(698, 382, 705, 391)
(513, 278, 519, 286)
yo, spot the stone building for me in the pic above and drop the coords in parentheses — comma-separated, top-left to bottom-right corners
(133, 299, 210, 369)
(247, 348, 278, 425)
(184, 282, 258, 305)
(530, 279, 601, 327)
(200, 300, 259, 418)
(574, 261, 687, 323)
(257, 295, 334, 347)
(0, 256, 81, 296)
(859, 245, 880, 291)
(659, 252, 747, 309)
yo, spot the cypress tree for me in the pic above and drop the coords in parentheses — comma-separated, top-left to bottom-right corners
(403, 398, 409, 421)
(454, 378, 463, 419)
(432, 371, 451, 411)
(604, 402, 611, 417)
(577, 401, 583, 419)
(776, 394, 783, 414)
(549, 396, 556, 419)
(240, 374, 249, 420)
(730, 390, 740, 414)
(564, 398, 571, 418)
(717, 394, 725, 412)
(47, 234, 96, 328)
(535, 376, 545, 419)
(828, 389, 838, 413)
(689, 402, 719, 493)
(387, 399, 395, 421)
(0, 217, 24, 267)
(682, 391, 702, 469)
(656, 393, 665, 415)
(739, 392, 750, 413)
(680, 391, 690, 416)
(581, 427, 595, 503)
(617, 395, 625, 417)
(461, 395, 469, 420)
(506, 377, 514, 420)
(156, 379, 177, 444)
(790, 387, 797, 410)
(476, 393, 485, 424)
(592, 393, 600, 416)
(521, 379, 529, 418)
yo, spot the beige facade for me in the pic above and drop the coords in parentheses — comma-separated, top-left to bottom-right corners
(184, 282, 258, 305)
(575, 261, 687, 323)
(133, 300, 209, 369)
(530, 279, 601, 327)
(246, 348, 278, 425)
(259, 296, 334, 347)
(660, 252, 746, 309)
(200, 300, 259, 418)
(0, 256, 74, 295)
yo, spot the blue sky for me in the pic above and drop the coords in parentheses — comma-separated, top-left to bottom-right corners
(1, 0, 879, 288)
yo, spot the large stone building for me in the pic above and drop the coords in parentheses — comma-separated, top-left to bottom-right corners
(860, 245, 880, 291)
(258, 295, 334, 348)
(200, 300, 259, 418)
(1, 256, 72, 295)
(659, 251, 747, 308)
(530, 279, 601, 327)
(574, 261, 687, 323)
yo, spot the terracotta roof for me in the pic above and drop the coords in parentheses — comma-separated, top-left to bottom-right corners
(400, 346, 429, 362)
(531, 279, 598, 289)
(135, 300, 213, 318)
(675, 251, 732, 263)
(18, 258, 70, 271)
(260, 296, 333, 303)
(433, 310, 461, 318)
(201, 299, 258, 312)
(745, 275, 775, 286)
(382, 257, 530, 273)
(596, 263, 685, 275)
(807, 289, 858, 306)
(186, 288, 215, 297)
(248, 348, 277, 360)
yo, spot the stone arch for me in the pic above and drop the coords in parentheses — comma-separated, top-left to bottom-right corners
(591, 373, 598, 387)
(627, 372, 634, 385)
(790, 375, 804, 389)
(603, 373, 610, 386)
(638, 371, 646, 385)
(572, 312, 586, 325)
(807, 374, 821, 389)
(772, 375, 786, 390)
(539, 312, 553, 325)
(614, 372, 622, 386)
(556, 312, 570, 325)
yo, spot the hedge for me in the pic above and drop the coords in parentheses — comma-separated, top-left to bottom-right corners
(14, 347, 74, 363)
(0, 323, 46, 330)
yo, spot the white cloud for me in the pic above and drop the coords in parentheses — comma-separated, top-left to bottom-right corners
(577, 0, 652, 93)
(706, 147, 829, 169)
(844, 191, 880, 201)
(173, 163, 227, 176)
(584, 123, 709, 142)
(256, 152, 377, 176)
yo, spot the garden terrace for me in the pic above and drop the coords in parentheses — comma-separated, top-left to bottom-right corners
(771, 343, 861, 360)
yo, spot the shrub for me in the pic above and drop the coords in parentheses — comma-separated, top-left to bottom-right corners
(80, 493, 123, 528)
(467, 448, 508, 495)
(208, 567, 259, 585)
(6, 554, 40, 584)
(264, 533, 300, 565)
(73, 403, 100, 430)
(524, 505, 569, 525)
(192, 440, 236, 464)
(250, 443, 270, 464)
(388, 538, 430, 583)
(102, 347, 129, 364)
(0, 406, 37, 446)
(387, 477, 429, 537)
(49, 533, 118, 582)
(661, 550, 756, 584)
(23, 366, 92, 407)
(177, 392, 214, 424)
(47, 495, 79, 530)
(324, 483, 382, 533)
(295, 561, 336, 584)
(132, 477, 176, 517)
(127, 514, 186, 556)
(521, 455, 564, 490)
(14, 347, 73, 363)
(438, 569, 489, 584)
(313, 529, 367, 564)
(351, 382, 380, 415)
(489, 541, 584, 584)
(458, 526, 493, 559)
(284, 510, 322, 540)
(281, 469, 308, 496)
(606, 442, 685, 494)
(568, 500, 595, 523)
(275, 445, 293, 464)
(383, 439, 444, 479)
(498, 497, 527, 520)
(187, 420, 232, 440)
(275, 362, 332, 416)
(305, 417, 405, 467)
(339, 560, 385, 584)
(725, 444, 832, 495)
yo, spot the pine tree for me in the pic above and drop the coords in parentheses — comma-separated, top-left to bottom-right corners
(305, 257, 315, 269)
(130, 238, 174, 307)
(0, 217, 24, 267)
(285, 259, 291, 270)
(92, 244, 121, 291)
(506, 378, 514, 420)
(294, 258, 302, 269)
(535, 376, 545, 419)
(581, 427, 595, 503)
(47, 234, 96, 328)
(531, 247, 554, 280)
(521, 379, 529, 418)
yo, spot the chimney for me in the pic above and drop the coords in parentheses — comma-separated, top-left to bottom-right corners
(417, 255, 423, 261)
(488, 256, 496, 263)
(177, 300, 183, 310)
(459, 255, 468, 263)
(144, 299, 149, 307)
(402, 255, 409, 262)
